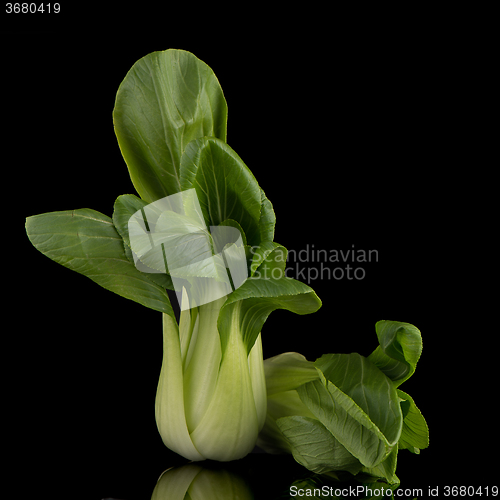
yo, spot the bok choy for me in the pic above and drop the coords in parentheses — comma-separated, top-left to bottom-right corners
(25, 49, 428, 477)
(257, 321, 428, 483)
(25, 49, 321, 461)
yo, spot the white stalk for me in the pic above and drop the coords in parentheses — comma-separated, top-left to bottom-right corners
(155, 294, 267, 461)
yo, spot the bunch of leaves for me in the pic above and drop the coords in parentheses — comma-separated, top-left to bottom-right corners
(25, 49, 321, 354)
(258, 320, 429, 484)
(25, 49, 427, 476)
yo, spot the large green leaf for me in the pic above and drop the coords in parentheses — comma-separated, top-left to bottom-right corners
(276, 415, 363, 475)
(368, 320, 422, 388)
(218, 276, 322, 355)
(298, 353, 402, 468)
(179, 137, 264, 247)
(26, 209, 174, 317)
(113, 49, 227, 203)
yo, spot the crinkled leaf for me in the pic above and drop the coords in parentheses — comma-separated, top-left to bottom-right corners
(113, 49, 227, 203)
(298, 353, 402, 468)
(276, 415, 363, 475)
(26, 209, 174, 317)
(368, 320, 423, 388)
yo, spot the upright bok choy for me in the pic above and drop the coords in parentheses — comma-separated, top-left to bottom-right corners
(25, 49, 321, 461)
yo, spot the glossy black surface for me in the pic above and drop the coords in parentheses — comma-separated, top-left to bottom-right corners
(8, 26, 494, 499)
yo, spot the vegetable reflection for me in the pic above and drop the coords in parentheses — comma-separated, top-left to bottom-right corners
(150, 464, 253, 500)
(150, 459, 403, 499)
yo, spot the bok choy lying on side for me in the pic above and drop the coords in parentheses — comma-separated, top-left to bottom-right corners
(25, 49, 428, 475)
(257, 321, 428, 483)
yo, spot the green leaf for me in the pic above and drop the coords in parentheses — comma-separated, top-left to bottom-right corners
(257, 352, 320, 456)
(368, 320, 422, 388)
(26, 209, 174, 317)
(263, 352, 319, 396)
(397, 389, 429, 453)
(361, 445, 399, 484)
(298, 353, 402, 468)
(248, 241, 280, 276)
(218, 219, 247, 247)
(113, 49, 227, 203)
(276, 415, 363, 475)
(112, 194, 148, 248)
(258, 189, 275, 243)
(251, 242, 287, 279)
(179, 137, 263, 247)
(112, 194, 174, 290)
(134, 210, 219, 279)
(218, 276, 322, 355)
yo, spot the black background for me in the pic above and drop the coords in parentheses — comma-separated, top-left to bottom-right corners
(3, 7, 495, 499)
